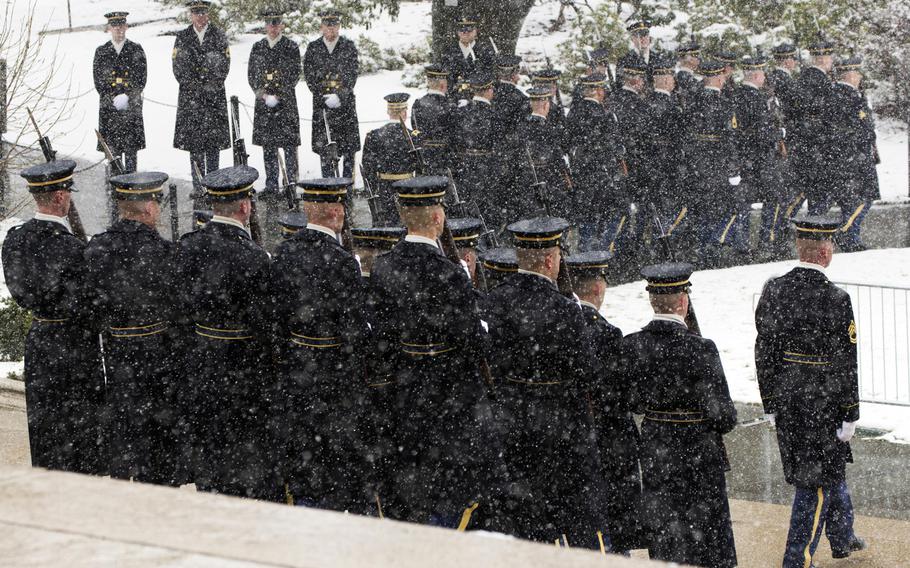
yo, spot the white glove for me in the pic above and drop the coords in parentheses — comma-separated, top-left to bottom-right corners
(457, 98, 470, 108)
(572, 293, 582, 308)
(836, 421, 857, 443)
(323, 93, 341, 109)
(765, 413, 776, 427)
(112, 93, 129, 111)
(264, 94, 279, 108)
(780, 127, 787, 139)
(728, 175, 742, 187)
(354, 254, 362, 273)
(480, 319, 489, 333)
(459, 259, 472, 279)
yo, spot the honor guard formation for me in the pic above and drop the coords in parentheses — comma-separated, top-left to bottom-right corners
(4, 5, 877, 568)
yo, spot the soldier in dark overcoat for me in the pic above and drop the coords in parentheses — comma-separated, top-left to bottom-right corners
(766, 43, 802, 253)
(93, 12, 146, 173)
(83, 172, 186, 486)
(361, 93, 419, 226)
(492, 55, 529, 209)
(303, 10, 360, 178)
(566, 74, 626, 251)
(618, 20, 655, 88)
(271, 178, 372, 513)
(645, 61, 687, 238)
(439, 15, 495, 104)
(172, 1, 231, 193)
(412, 64, 455, 175)
(247, 9, 301, 192)
(623, 262, 737, 568)
(2, 160, 107, 474)
(368, 177, 505, 530)
(478, 247, 517, 290)
(795, 41, 838, 215)
(453, 73, 500, 228)
(612, 60, 652, 258)
(754, 215, 866, 566)
(174, 165, 283, 502)
(683, 60, 741, 267)
(730, 56, 783, 257)
(480, 217, 607, 549)
(567, 251, 644, 554)
(824, 57, 880, 252)
(529, 69, 570, 157)
(521, 87, 571, 222)
(675, 41, 702, 110)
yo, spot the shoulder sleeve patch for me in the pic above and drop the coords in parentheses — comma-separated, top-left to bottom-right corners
(731, 113, 738, 129)
(848, 320, 857, 344)
(859, 110, 867, 120)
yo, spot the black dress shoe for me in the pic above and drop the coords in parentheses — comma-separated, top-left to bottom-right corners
(832, 536, 867, 558)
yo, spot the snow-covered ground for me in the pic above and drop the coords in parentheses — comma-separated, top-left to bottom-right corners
(6, 0, 908, 200)
(603, 248, 910, 444)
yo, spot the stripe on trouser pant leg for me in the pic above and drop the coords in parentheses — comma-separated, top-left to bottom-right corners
(840, 203, 866, 232)
(719, 214, 737, 244)
(457, 502, 479, 531)
(770, 204, 780, 242)
(803, 487, 825, 568)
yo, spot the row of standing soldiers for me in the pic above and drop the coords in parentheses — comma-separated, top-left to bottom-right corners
(5, 153, 748, 566)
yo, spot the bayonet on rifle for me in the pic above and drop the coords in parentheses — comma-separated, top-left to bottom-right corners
(359, 164, 382, 224)
(524, 145, 574, 297)
(323, 109, 339, 177)
(649, 203, 701, 335)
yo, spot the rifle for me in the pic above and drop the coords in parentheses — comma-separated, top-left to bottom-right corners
(445, 167, 498, 248)
(94, 130, 125, 176)
(525, 145, 574, 297)
(278, 152, 297, 211)
(398, 116, 427, 174)
(26, 108, 87, 242)
(358, 164, 382, 224)
(649, 203, 701, 335)
(229, 96, 262, 245)
(489, 37, 499, 56)
(323, 109, 340, 177)
(769, 95, 789, 159)
(168, 183, 179, 242)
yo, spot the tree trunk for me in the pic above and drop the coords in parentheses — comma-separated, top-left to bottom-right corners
(431, 0, 535, 59)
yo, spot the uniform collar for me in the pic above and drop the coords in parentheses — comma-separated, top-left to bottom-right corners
(194, 24, 208, 43)
(112, 39, 126, 54)
(742, 81, 760, 90)
(622, 85, 640, 96)
(472, 96, 491, 105)
(583, 97, 602, 104)
(323, 36, 339, 53)
(653, 88, 672, 96)
(652, 313, 687, 328)
(427, 89, 446, 97)
(777, 67, 793, 76)
(212, 215, 250, 237)
(34, 212, 71, 233)
(797, 261, 827, 276)
(517, 268, 555, 285)
(266, 34, 283, 49)
(704, 85, 721, 93)
(836, 80, 858, 91)
(306, 222, 338, 241)
(404, 234, 439, 249)
(809, 65, 829, 75)
(579, 300, 601, 311)
(677, 67, 694, 75)
(499, 79, 516, 86)
(530, 112, 548, 120)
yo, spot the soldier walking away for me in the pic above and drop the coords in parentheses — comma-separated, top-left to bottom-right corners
(411, 64, 455, 175)
(83, 172, 186, 486)
(566, 251, 645, 554)
(368, 176, 506, 530)
(623, 262, 737, 567)
(248, 8, 301, 193)
(304, 10, 360, 178)
(174, 165, 284, 502)
(492, 55, 529, 207)
(529, 69, 570, 157)
(2, 160, 108, 474)
(767, 43, 802, 253)
(684, 60, 741, 268)
(729, 54, 782, 260)
(481, 217, 607, 549)
(755, 215, 866, 567)
(440, 15, 495, 105)
(352, 227, 405, 280)
(618, 20, 655, 88)
(361, 93, 419, 226)
(454, 73, 499, 227)
(566, 74, 625, 252)
(172, 0, 231, 196)
(824, 57, 880, 252)
(271, 178, 372, 513)
(522, 86, 571, 222)
(675, 41, 702, 109)
(796, 41, 838, 217)
(447, 217, 484, 287)
(478, 247, 517, 290)
(93, 11, 146, 173)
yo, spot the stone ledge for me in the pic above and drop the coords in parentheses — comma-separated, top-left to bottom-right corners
(0, 465, 659, 567)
